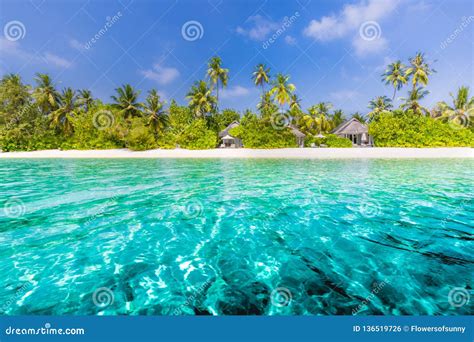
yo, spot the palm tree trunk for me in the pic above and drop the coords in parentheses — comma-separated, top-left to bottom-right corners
(216, 80, 219, 111)
(392, 88, 396, 101)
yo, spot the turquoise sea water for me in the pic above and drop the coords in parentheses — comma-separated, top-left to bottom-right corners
(0, 159, 472, 316)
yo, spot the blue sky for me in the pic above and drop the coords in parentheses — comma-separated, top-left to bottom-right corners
(0, 0, 472, 115)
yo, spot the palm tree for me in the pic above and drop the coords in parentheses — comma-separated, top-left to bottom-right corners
(50, 88, 77, 135)
(405, 53, 434, 91)
(301, 113, 331, 134)
(186, 80, 216, 118)
(269, 73, 296, 111)
(252, 63, 271, 96)
(207, 56, 229, 105)
(111, 84, 143, 119)
(331, 109, 345, 128)
(400, 87, 429, 115)
(368, 96, 393, 121)
(289, 94, 303, 125)
(314, 113, 332, 133)
(257, 91, 272, 112)
(32, 73, 59, 114)
(351, 112, 367, 124)
(383, 61, 408, 100)
(310, 102, 332, 116)
(257, 91, 278, 119)
(77, 89, 94, 112)
(301, 102, 333, 134)
(432, 86, 473, 127)
(2, 73, 21, 84)
(0, 73, 31, 109)
(144, 89, 168, 133)
(289, 94, 301, 112)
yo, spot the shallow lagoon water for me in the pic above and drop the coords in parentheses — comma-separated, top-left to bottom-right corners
(0, 159, 472, 315)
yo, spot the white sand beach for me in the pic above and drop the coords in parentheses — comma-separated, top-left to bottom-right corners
(0, 148, 472, 159)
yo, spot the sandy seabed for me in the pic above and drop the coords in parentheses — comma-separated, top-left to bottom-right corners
(0, 148, 472, 159)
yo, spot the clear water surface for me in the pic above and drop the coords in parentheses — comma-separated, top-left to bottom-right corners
(0, 159, 472, 315)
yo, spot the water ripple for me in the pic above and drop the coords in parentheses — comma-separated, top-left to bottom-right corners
(0, 159, 473, 315)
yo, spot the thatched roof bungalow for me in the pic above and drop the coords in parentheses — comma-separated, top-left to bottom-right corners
(331, 118, 373, 146)
(289, 125, 306, 148)
(218, 121, 243, 148)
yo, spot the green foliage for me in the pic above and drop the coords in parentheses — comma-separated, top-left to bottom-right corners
(177, 119, 217, 149)
(207, 108, 240, 132)
(125, 119, 157, 151)
(68, 105, 126, 149)
(168, 100, 193, 135)
(0, 103, 60, 151)
(0, 74, 31, 125)
(325, 134, 353, 147)
(156, 131, 177, 149)
(304, 134, 352, 147)
(369, 111, 474, 147)
(111, 84, 143, 119)
(186, 80, 216, 118)
(0, 64, 472, 152)
(230, 112, 297, 148)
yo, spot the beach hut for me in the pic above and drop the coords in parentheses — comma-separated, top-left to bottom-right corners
(218, 121, 243, 148)
(289, 125, 306, 148)
(331, 118, 373, 146)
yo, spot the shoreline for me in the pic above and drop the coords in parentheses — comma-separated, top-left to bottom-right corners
(0, 148, 472, 159)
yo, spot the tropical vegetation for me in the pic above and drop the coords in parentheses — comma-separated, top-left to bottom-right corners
(0, 53, 472, 151)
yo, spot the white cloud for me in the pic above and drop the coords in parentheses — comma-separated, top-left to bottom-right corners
(352, 35, 388, 56)
(236, 15, 280, 41)
(221, 85, 251, 99)
(140, 63, 180, 85)
(0, 38, 29, 59)
(304, 16, 345, 41)
(330, 90, 360, 101)
(303, 0, 399, 56)
(43, 53, 73, 68)
(69, 39, 85, 51)
(408, 1, 432, 12)
(284, 35, 297, 45)
(0, 38, 73, 68)
(304, 0, 398, 41)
